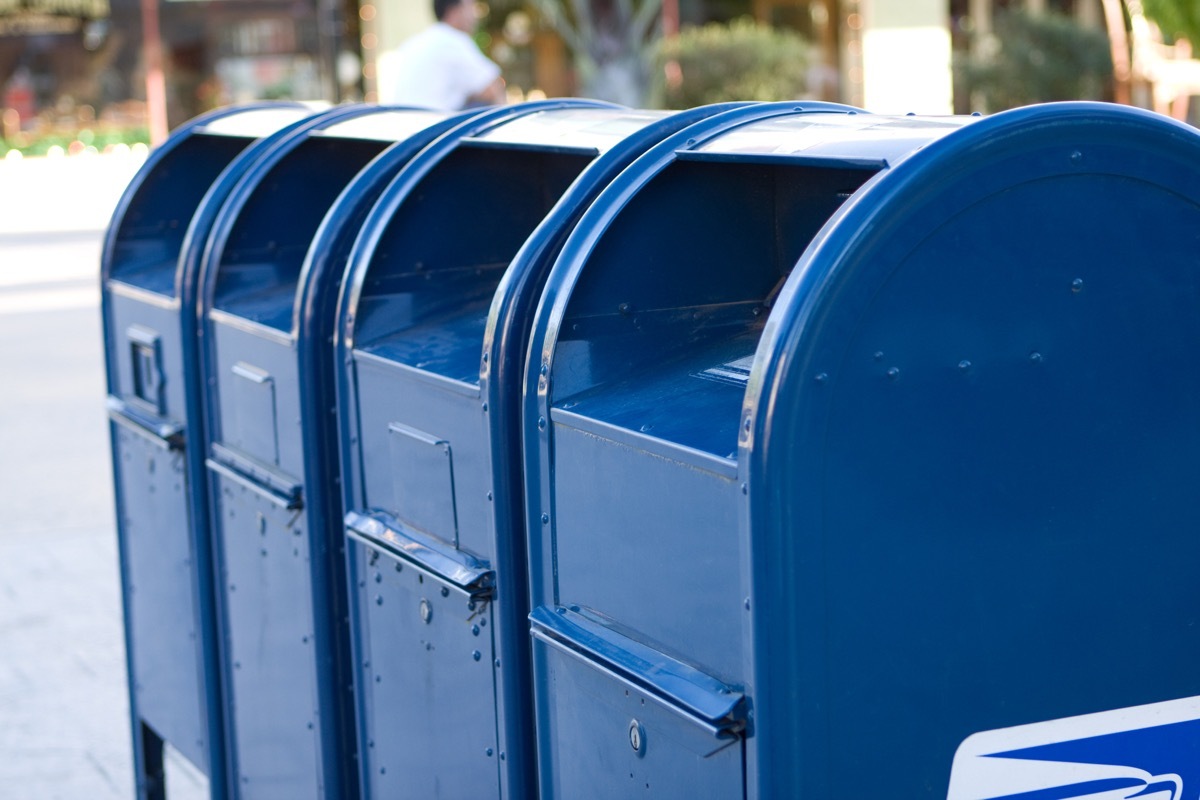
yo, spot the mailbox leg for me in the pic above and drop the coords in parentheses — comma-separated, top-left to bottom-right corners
(136, 722, 167, 800)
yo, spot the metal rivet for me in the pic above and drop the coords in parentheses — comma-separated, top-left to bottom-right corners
(486, 748, 494, 757)
(374, 573, 382, 583)
(481, 402, 488, 412)
(744, 597, 751, 610)
(814, 372, 828, 384)
(482, 352, 488, 363)
(541, 513, 550, 524)
(1070, 149, 1084, 165)
(887, 367, 901, 380)
(1071, 278, 1084, 293)
(441, 587, 449, 598)
(958, 360, 972, 371)
(743, 417, 752, 432)
(1030, 352, 1044, 364)
(494, 658, 501, 668)
(472, 624, 480, 636)
(473, 650, 482, 661)
(375, 595, 383, 606)
(873, 351, 884, 361)
(486, 491, 493, 501)
(741, 483, 748, 495)
(629, 719, 646, 756)
(537, 416, 547, 431)
(540, 364, 549, 376)
(419, 598, 432, 624)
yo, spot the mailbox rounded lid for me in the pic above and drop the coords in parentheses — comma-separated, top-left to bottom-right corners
(102, 102, 317, 297)
(201, 104, 464, 334)
(338, 99, 641, 351)
(465, 106, 673, 154)
(741, 102, 1200, 795)
(688, 109, 974, 166)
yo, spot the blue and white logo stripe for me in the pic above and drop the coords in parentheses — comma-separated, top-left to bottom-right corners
(948, 696, 1200, 800)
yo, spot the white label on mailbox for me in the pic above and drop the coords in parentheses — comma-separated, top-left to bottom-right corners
(947, 695, 1200, 800)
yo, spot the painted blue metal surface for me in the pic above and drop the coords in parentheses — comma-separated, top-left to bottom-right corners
(524, 101, 1200, 797)
(101, 102, 316, 800)
(522, 101, 874, 799)
(195, 103, 474, 800)
(743, 102, 1200, 797)
(334, 99, 740, 800)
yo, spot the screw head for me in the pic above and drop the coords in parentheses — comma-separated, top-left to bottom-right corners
(419, 598, 432, 624)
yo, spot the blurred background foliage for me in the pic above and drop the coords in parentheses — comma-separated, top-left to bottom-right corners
(1144, 0, 1200, 44)
(654, 17, 811, 108)
(955, 8, 1113, 110)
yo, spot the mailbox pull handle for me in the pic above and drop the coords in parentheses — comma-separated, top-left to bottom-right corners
(530, 604, 745, 732)
(106, 395, 184, 449)
(345, 510, 492, 596)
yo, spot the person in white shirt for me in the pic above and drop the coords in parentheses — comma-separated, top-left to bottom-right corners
(379, 0, 506, 110)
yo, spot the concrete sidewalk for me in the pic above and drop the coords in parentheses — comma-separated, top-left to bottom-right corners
(0, 152, 206, 799)
(0, 149, 147, 236)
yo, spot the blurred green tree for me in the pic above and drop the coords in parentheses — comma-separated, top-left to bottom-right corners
(1143, 0, 1200, 45)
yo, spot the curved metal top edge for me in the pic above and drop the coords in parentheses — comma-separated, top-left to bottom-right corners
(521, 100, 871, 402)
(100, 101, 311, 285)
(745, 100, 1200, 458)
(336, 98, 621, 351)
(195, 103, 448, 326)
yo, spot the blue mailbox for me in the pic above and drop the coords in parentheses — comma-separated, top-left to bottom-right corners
(196, 104, 478, 800)
(334, 100, 741, 799)
(102, 102, 316, 799)
(523, 102, 1200, 797)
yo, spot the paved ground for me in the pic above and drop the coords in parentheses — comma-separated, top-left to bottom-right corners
(0, 152, 207, 799)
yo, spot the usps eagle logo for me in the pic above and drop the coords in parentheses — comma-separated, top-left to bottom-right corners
(948, 696, 1200, 800)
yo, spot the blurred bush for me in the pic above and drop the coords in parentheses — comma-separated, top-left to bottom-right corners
(1144, 0, 1200, 46)
(955, 9, 1113, 111)
(1, 126, 150, 157)
(655, 17, 811, 109)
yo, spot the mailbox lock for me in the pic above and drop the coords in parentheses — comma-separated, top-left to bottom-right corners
(628, 719, 646, 756)
(419, 598, 433, 624)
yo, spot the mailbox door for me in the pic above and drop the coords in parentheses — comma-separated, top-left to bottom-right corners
(111, 422, 209, 770)
(351, 537, 499, 799)
(532, 636, 743, 800)
(210, 463, 321, 799)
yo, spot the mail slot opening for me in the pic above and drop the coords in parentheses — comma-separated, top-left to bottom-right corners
(352, 146, 595, 383)
(553, 158, 879, 459)
(210, 136, 392, 331)
(109, 135, 253, 297)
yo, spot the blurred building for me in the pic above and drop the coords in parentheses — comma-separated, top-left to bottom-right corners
(0, 0, 1111, 147)
(0, 0, 360, 141)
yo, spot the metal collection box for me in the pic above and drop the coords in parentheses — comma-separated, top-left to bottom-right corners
(102, 103, 316, 799)
(522, 102, 1200, 798)
(334, 101, 747, 799)
(195, 104, 477, 800)
(103, 99, 1200, 799)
